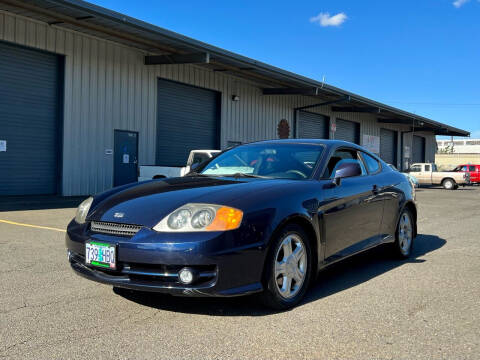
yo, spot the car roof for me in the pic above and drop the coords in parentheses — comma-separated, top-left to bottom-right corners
(247, 138, 359, 147)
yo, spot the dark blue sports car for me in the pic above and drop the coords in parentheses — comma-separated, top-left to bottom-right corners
(66, 139, 417, 309)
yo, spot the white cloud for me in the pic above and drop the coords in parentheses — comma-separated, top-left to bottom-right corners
(310, 12, 347, 27)
(453, 0, 470, 8)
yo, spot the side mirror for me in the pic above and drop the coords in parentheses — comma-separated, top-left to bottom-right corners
(333, 161, 362, 186)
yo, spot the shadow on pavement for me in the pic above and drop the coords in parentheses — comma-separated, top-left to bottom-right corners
(114, 234, 446, 316)
(0, 195, 86, 212)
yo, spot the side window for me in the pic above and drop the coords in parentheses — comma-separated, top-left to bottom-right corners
(410, 165, 421, 172)
(461, 165, 468, 172)
(362, 153, 381, 174)
(471, 166, 477, 172)
(424, 164, 431, 172)
(191, 153, 210, 166)
(323, 149, 366, 178)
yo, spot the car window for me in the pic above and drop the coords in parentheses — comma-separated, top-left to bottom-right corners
(200, 143, 324, 179)
(424, 164, 431, 172)
(191, 153, 210, 166)
(462, 165, 468, 171)
(470, 166, 476, 172)
(432, 164, 438, 172)
(362, 153, 381, 174)
(323, 149, 366, 178)
(453, 166, 461, 172)
(410, 165, 421, 172)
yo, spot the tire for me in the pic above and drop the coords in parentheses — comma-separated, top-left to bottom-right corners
(391, 208, 415, 259)
(442, 178, 455, 190)
(259, 224, 313, 310)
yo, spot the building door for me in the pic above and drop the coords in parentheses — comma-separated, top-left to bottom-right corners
(412, 135, 426, 163)
(335, 119, 360, 144)
(297, 111, 329, 139)
(114, 130, 138, 187)
(380, 128, 398, 165)
(0, 41, 62, 195)
(156, 79, 220, 167)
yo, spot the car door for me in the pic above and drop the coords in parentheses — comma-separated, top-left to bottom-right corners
(409, 164, 424, 184)
(417, 164, 433, 184)
(473, 166, 480, 182)
(321, 147, 385, 261)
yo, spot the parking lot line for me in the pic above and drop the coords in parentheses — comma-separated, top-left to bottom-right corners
(0, 219, 66, 233)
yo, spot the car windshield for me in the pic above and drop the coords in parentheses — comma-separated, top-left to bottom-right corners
(200, 143, 324, 179)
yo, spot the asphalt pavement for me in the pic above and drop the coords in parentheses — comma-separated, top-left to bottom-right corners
(1, 187, 479, 359)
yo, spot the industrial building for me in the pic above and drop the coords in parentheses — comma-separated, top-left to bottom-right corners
(0, 0, 469, 196)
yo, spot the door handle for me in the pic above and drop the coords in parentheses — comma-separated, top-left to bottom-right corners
(372, 185, 379, 195)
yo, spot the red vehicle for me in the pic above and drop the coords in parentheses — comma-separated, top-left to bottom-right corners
(453, 164, 480, 184)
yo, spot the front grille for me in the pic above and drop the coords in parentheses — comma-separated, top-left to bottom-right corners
(90, 221, 142, 236)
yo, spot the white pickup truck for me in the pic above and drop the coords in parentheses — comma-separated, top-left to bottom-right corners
(138, 150, 221, 181)
(407, 163, 470, 190)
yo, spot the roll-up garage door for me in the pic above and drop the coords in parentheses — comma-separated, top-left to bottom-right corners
(297, 111, 329, 139)
(412, 135, 426, 163)
(156, 79, 220, 167)
(335, 119, 360, 144)
(0, 41, 61, 195)
(380, 128, 398, 165)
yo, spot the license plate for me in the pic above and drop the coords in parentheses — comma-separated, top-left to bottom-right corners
(85, 241, 116, 269)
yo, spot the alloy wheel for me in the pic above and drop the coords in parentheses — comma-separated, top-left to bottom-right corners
(398, 212, 413, 255)
(274, 234, 307, 299)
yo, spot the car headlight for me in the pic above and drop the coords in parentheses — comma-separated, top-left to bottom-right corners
(75, 196, 93, 224)
(153, 203, 243, 232)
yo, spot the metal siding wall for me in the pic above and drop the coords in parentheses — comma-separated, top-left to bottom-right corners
(0, 10, 438, 195)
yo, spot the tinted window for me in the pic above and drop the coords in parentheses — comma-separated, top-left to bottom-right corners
(410, 165, 421, 172)
(470, 166, 476, 172)
(201, 143, 323, 179)
(424, 164, 431, 172)
(362, 153, 380, 174)
(323, 149, 366, 178)
(191, 153, 210, 166)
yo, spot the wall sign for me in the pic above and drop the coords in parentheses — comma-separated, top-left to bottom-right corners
(0, 140, 6, 152)
(330, 121, 336, 133)
(123, 154, 130, 164)
(362, 135, 380, 154)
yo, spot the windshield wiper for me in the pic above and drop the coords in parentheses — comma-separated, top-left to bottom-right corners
(216, 173, 268, 179)
(185, 173, 212, 177)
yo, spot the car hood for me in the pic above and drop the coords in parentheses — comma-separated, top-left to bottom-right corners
(88, 176, 288, 228)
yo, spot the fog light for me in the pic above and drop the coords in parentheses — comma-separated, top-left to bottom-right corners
(178, 268, 195, 284)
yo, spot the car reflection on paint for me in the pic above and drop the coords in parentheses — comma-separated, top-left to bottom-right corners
(66, 139, 417, 310)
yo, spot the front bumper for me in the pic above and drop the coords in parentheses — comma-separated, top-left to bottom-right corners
(66, 220, 266, 297)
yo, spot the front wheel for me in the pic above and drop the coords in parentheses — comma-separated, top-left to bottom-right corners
(392, 209, 415, 258)
(260, 224, 313, 310)
(442, 178, 456, 190)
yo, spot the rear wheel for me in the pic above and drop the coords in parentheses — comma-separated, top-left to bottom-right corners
(260, 224, 313, 310)
(392, 209, 415, 258)
(442, 178, 456, 190)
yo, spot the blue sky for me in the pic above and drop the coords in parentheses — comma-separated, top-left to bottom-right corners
(90, 0, 480, 138)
